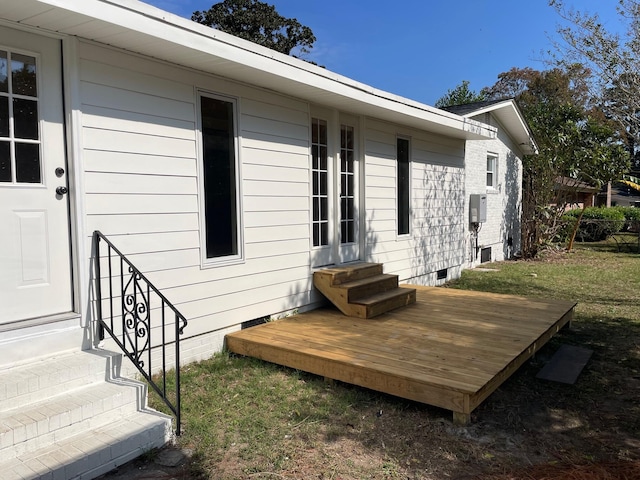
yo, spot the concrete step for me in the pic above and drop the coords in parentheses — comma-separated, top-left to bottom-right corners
(0, 348, 173, 479)
(0, 378, 145, 461)
(0, 408, 171, 480)
(0, 350, 122, 411)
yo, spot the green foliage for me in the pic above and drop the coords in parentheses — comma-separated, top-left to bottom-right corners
(551, 1, 640, 169)
(613, 205, 640, 231)
(192, 0, 316, 56)
(483, 66, 630, 257)
(434, 80, 486, 108)
(563, 207, 626, 241)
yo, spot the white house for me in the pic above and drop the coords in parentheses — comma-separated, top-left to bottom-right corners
(443, 100, 537, 266)
(0, 1, 535, 477)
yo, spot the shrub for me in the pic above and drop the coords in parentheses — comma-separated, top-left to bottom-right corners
(613, 206, 640, 232)
(563, 207, 626, 241)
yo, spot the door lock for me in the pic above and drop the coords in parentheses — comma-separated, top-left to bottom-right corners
(56, 186, 69, 196)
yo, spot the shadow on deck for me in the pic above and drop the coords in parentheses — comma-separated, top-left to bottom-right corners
(225, 285, 576, 424)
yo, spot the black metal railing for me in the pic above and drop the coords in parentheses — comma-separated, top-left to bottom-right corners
(93, 230, 187, 435)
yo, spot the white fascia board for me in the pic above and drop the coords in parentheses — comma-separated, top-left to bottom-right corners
(28, 0, 494, 140)
(462, 100, 538, 154)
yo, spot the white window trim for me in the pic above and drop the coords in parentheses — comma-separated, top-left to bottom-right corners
(486, 153, 498, 191)
(196, 90, 245, 268)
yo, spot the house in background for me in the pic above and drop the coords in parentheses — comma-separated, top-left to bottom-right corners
(556, 176, 599, 210)
(443, 99, 538, 265)
(0, 1, 535, 477)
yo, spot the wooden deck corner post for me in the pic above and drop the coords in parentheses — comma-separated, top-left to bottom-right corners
(453, 411, 471, 426)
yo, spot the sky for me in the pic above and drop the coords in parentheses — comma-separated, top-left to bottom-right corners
(144, 0, 624, 106)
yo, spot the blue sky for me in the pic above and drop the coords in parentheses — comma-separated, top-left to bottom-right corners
(145, 0, 622, 105)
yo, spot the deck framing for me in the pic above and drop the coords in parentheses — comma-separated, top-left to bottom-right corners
(226, 286, 576, 424)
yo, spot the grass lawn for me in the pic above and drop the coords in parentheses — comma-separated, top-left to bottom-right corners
(151, 243, 640, 479)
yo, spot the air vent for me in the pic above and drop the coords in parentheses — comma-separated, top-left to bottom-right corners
(436, 268, 447, 280)
(242, 316, 269, 329)
(481, 247, 492, 263)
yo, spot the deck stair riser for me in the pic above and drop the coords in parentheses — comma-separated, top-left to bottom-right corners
(327, 263, 383, 285)
(338, 274, 400, 302)
(313, 262, 417, 318)
(0, 350, 171, 480)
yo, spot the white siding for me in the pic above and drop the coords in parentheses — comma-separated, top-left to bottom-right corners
(80, 41, 316, 349)
(76, 40, 492, 364)
(364, 119, 466, 285)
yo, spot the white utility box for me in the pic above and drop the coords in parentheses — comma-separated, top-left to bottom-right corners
(470, 194, 487, 223)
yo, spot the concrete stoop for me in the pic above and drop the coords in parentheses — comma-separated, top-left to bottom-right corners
(0, 350, 172, 480)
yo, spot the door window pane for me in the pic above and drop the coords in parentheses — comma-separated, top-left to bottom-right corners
(0, 97, 8, 137)
(1, 50, 42, 185)
(0, 142, 11, 182)
(13, 99, 39, 140)
(15, 143, 41, 183)
(340, 125, 356, 244)
(11, 53, 37, 97)
(0, 51, 7, 93)
(311, 118, 329, 247)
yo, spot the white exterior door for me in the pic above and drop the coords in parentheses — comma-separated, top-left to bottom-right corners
(0, 28, 72, 324)
(310, 110, 361, 267)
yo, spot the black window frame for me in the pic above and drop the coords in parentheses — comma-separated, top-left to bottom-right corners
(198, 92, 242, 264)
(397, 137, 410, 235)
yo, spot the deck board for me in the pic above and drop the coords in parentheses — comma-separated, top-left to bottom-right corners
(225, 285, 576, 423)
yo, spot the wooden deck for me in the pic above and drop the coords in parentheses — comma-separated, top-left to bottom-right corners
(225, 286, 576, 424)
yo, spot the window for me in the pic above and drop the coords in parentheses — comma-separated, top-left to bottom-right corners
(312, 118, 329, 247)
(199, 93, 241, 260)
(486, 154, 497, 188)
(0, 50, 41, 184)
(340, 124, 355, 244)
(397, 137, 410, 235)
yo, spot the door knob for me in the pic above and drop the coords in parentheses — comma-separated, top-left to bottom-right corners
(56, 186, 68, 195)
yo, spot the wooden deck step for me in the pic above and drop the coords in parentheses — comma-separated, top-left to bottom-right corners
(338, 274, 400, 301)
(313, 263, 416, 318)
(352, 286, 417, 318)
(318, 262, 383, 286)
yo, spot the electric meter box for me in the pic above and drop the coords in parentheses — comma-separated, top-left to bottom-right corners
(469, 194, 487, 223)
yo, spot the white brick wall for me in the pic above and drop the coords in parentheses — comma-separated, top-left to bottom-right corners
(464, 112, 523, 268)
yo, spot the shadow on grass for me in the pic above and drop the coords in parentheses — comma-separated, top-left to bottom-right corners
(163, 308, 640, 479)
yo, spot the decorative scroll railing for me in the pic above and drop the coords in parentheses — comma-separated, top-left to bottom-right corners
(93, 230, 187, 435)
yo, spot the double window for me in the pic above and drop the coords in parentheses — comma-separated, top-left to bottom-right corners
(0, 50, 41, 184)
(199, 93, 241, 262)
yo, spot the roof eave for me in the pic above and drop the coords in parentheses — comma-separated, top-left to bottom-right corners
(3, 0, 495, 141)
(460, 100, 538, 155)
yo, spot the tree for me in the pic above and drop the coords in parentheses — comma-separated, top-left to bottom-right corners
(192, 0, 316, 57)
(434, 80, 486, 108)
(484, 67, 630, 257)
(550, 0, 640, 169)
